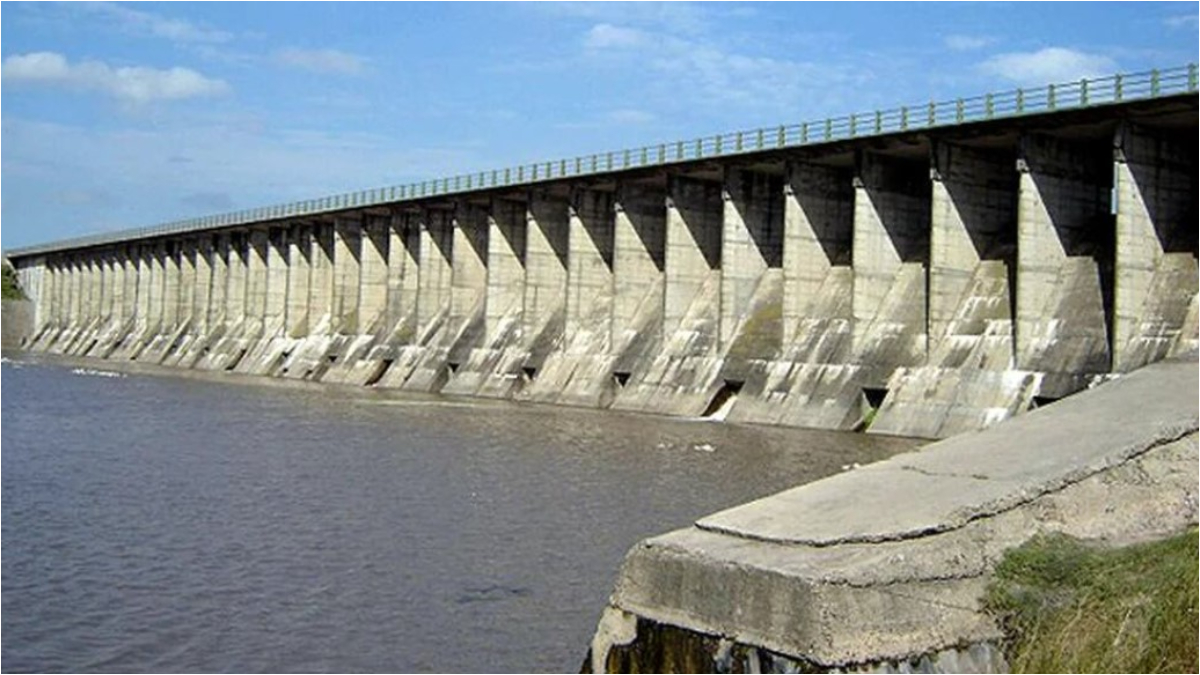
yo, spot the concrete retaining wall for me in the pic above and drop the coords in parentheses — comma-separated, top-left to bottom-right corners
(585, 353, 1199, 673)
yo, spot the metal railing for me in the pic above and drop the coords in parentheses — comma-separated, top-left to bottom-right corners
(8, 63, 1197, 258)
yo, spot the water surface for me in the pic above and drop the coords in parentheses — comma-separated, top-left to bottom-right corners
(1, 357, 919, 672)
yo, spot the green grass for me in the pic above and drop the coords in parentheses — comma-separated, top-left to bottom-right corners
(984, 530, 1198, 673)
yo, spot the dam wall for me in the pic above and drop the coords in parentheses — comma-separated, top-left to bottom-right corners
(7, 69, 1198, 439)
(586, 352, 1199, 673)
(1, 299, 35, 353)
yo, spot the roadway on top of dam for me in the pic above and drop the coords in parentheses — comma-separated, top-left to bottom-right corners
(8, 64, 1197, 260)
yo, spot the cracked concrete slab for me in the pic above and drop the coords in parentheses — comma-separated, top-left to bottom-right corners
(696, 353, 1197, 545)
(596, 352, 1198, 670)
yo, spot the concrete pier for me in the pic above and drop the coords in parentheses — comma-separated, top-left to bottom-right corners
(7, 76, 1196, 440)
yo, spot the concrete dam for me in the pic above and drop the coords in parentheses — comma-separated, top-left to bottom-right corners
(7, 65, 1198, 439)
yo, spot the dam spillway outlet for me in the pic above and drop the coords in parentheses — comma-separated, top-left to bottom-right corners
(858, 387, 889, 432)
(702, 380, 744, 420)
(364, 358, 394, 387)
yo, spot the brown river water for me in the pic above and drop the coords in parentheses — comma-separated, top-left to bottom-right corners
(1, 355, 919, 672)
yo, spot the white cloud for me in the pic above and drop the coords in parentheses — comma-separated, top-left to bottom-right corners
(2, 52, 230, 104)
(273, 48, 368, 75)
(944, 35, 992, 52)
(579, 23, 861, 115)
(86, 2, 234, 43)
(978, 48, 1118, 85)
(583, 24, 649, 51)
(1164, 14, 1199, 30)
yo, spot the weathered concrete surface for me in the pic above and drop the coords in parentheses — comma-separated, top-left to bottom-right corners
(2, 299, 35, 353)
(588, 352, 1199, 673)
(10, 92, 1197, 440)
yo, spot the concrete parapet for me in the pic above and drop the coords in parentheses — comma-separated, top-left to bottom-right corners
(588, 353, 1199, 672)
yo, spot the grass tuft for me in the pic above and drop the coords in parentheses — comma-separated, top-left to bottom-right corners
(984, 529, 1198, 673)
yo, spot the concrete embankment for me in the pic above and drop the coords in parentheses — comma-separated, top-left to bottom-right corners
(2, 299, 34, 353)
(586, 352, 1199, 673)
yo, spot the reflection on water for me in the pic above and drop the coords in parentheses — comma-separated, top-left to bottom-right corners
(1, 357, 920, 673)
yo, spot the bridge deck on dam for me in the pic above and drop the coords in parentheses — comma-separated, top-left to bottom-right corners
(8, 65, 1199, 439)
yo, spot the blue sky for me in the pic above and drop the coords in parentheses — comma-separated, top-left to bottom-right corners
(2, 1, 1196, 250)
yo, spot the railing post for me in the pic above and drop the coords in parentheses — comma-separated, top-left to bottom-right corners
(1016, 88, 1024, 112)
(657, 144, 666, 164)
(928, 101, 936, 126)
(1150, 68, 1161, 96)
(800, 122, 808, 144)
(1048, 83, 1056, 109)
(1114, 75, 1123, 101)
(756, 128, 764, 150)
(1080, 78, 1089, 106)
(715, 134, 723, 155)
(955, 98, 964, 123)
(874, 110, 882, 134)
(640, 147, 648, 165)
(900, 107, 908, 130)
(735, 131, 743, 152)
(695, 138, 703, 158)
(676, 141, 684, 160)
(985, 93, 994, 118)
(623, 149, 631, 167)
(849, 113, 856, 137)
(824, 118, 832, 140)
(777, 125, 786, 147)
(1190, 63, 1198, 91)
